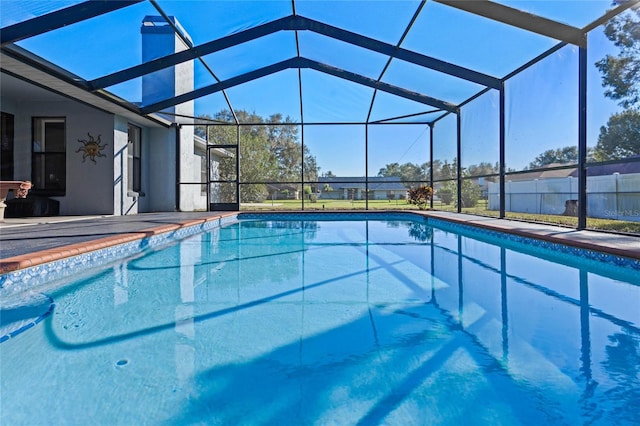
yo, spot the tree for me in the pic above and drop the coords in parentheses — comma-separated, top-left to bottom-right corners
(377, 162, 425, 187)
(460, 178, 482, 208)
(595, 7, 640, 109)
(203, 110, 319, 203)
(467, 161, 499, 176)
(437, 164, 481, 208)
(377, 159, 497, 183)
(593, 109, 640, 161)
(528, 146, 579, 168)
(593, 7, 640, 162)
(378, 162, 402, 178)
(438, 160, 456, 181)
(437, 187, 453, 205)
(439, 179, 481, 208)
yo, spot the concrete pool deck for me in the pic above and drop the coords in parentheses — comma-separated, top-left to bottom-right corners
(0, 211, 638, 275)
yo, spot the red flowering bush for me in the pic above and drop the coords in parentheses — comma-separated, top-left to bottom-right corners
(407, 185, 434, 210)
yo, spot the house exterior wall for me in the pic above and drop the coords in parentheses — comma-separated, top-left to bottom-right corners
(142, 17, 202, 212)
(1, 16, 216, 217)
(319, 191, 342, 200)
(1, 91, 177, 215)
(112, 116, 176, 215)
(3, 98, 116, 215)
(372, 190, 405, 200)
(179, 124, 207, 211)
(318, 189, 404, 200)
(145, 126, 177, 212)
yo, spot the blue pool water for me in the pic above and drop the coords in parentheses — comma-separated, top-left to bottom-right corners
(1, 215, 639, 425)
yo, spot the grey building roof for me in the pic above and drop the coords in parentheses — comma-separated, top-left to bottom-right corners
(571, 157, 640, 177)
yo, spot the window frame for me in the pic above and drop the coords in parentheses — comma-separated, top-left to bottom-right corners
(31, 116, 66, 196)
(1, 112, 15, 181)
(127, 123, 142, 194)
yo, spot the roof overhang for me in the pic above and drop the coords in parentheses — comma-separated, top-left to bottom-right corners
(0, 45, 171, 128)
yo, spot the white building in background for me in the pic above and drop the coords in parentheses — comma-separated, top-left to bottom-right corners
(0, 16, 219, 217)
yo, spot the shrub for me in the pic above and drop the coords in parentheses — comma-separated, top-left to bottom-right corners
(461, 181, 481, 208)
(438, 187, 453, 205)
(407, 185, 434, 210)
(437, 181, 481, 207)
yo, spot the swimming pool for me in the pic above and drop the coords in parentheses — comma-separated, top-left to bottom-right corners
(1, 213, 639, 425)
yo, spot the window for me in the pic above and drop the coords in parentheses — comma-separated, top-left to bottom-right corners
(127, 124, 141, 193)
(1, 112, 14, 180)
(32, 117, 65, 195)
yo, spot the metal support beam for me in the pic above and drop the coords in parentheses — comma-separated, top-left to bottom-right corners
(578, 44, 588, 229)
(1, 0, 143, 45)
(140, 58, 298, 114)
(435, 0, 586, 47)
(141, 57, 459, 115)
(297, 16, 501, 89)
(90, 14, 500, 92)
(366, 0, 427, 125)
(583, 0, 640, 33)
(365, 124, 369, 210)
(499, 81, 506, 218)
(174, 123, 181, 212)
(429, 123, 434, 209)
(89, 16, 292, 90)
(303, 58, 458, 112)
(236, 126, 241, 209)
(456, 111, 462, 213)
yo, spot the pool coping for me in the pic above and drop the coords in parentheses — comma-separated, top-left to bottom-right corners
(0, 212, 239, 275)
(1, 210, 638, 280)
(417, 211, 640, 260)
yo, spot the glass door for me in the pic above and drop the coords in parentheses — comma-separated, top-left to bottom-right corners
(208, 144, 238, 211)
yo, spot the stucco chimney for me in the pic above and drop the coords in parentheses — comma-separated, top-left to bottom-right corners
(141, 15, 194, 117)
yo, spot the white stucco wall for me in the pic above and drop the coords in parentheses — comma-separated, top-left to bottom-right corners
(173, 36, 202, 211)
(141, 19, 202, 212)
(4, 98, 115, 215)
(1, 16, 206, 217)
(178, 125, 208, 211)
(145, 126, 177, 212)
(114, 116, 176, 215)
(1, 85, 179, 216)
(113, 116, 136, 215)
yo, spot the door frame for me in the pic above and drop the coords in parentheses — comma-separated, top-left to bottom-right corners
(207, 144, 239, 211)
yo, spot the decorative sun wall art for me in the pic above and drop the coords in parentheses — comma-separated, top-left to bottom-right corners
(76, 133, 107, 164)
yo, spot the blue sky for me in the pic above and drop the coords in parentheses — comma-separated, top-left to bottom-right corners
(3, 0, 624, 175)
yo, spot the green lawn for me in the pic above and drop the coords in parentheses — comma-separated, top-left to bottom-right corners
(241, 198, 640, 234)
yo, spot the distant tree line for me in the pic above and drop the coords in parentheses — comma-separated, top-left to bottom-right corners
(377, 159, 500, 183)
(377, 159, 485, 207)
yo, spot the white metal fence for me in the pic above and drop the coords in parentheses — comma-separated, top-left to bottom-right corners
(488, 173, 640, 222)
